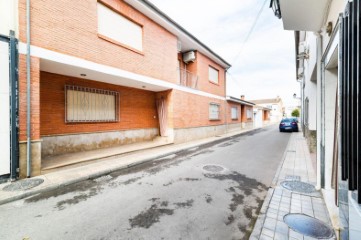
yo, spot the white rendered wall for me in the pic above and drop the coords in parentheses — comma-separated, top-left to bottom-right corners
(303, 33, 317, 131)
(324, 68, 337, 190)
(0, 0, 18, 37)
(0, 41, 10, 175)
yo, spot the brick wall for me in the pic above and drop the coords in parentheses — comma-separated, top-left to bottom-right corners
(40, 72, 158, 136)
(227, 102, 242, 124)
(178, 51, 226, 96)
(196, 52, 226, 97)
(172, 90, 226, 129)
(241, 105, 253, 123)
(19, 54, 40, 141)
(18, 0, 179, 83)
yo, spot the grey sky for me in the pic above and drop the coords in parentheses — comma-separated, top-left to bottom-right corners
(149, 0, 300, 106)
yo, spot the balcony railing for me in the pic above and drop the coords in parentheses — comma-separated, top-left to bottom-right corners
(177, 68, 198, 89)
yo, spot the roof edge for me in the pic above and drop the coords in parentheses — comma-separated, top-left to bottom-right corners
(134, 0, 231, 69)
(226, 96, 255, 106)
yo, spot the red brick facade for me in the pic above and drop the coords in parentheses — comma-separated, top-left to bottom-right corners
(178, 51, 226, 96)
(15, 0, 245, 176)
(18, 0, 179, 83)
(19, 55, 40, 141)
(40, 72, 158, 136)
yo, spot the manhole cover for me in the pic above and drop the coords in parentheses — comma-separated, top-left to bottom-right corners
(3, 178, 44, 191)
(284, 213, 334, 239)
(203, 165, 224, 173)
(281, 180, 316, 193)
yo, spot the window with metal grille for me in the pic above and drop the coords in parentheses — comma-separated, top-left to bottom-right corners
(209, 103, 220, 120)
(340, 1, 361, 204)
(65, 85, 119, 123)
(231, 107, 238, 120)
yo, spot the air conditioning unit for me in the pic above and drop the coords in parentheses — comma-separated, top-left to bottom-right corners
(183, 51, 196, 64)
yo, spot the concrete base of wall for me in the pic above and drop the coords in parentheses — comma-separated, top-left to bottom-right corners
(242, 122, 253, 130)
(19, 140, 42, 178)
(174, 125, 227, 143)
(41, 128, 159, 157)
(227, 123, 242, 132)
(305, 127, 317, 153)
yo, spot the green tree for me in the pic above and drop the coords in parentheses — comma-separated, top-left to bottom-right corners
(291, 109, 300, 117)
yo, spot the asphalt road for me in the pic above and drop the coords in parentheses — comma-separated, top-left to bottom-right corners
(0, 126, 291, 240)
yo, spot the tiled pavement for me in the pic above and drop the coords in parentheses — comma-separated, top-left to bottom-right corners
(250, 132, 336, 240)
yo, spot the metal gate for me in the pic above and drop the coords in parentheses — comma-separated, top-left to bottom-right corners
(0, 31, 18, 180)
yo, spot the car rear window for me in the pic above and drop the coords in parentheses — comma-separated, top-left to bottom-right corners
(281, 119, 291, 122)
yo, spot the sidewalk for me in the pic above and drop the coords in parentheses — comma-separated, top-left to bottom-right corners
(0, 126, 265, 206)
(250, 132, 336, 240)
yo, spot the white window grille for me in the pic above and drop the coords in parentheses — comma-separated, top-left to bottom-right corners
(209, 103, 220, 120)
(97, 3, 143, 51)
(231, 107, 238, 120)
(65, 85, 119, 122)
(208, 66, 219, 84)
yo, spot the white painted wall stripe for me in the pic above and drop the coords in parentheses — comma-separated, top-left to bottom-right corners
(18, 43, 226, 101)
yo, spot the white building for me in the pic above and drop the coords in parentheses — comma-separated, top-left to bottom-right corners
(249, 96, 284, 123)
(270, 0, 361, 239)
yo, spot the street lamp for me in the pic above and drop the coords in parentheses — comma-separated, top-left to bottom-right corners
(293, 93, 301, 100)
(270, 0, 282, 19)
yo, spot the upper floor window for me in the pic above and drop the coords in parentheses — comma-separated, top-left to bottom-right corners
(208, 66, 219, 84)
(97, 3, 143, 52)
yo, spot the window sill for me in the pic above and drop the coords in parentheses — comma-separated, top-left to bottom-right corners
(209, 80, 220, 86)
(98, 34, 144, 56)
(209, 118, 221, 121)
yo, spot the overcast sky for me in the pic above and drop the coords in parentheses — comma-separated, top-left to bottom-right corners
(149, 0, 300, 106)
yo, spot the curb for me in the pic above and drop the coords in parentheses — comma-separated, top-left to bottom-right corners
(249, 132, 295, 239)
(0, 126, 270, 206)
(249, 188, 275, 239)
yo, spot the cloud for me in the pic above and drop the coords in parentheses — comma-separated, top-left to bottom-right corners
(150, 0, 299, 106)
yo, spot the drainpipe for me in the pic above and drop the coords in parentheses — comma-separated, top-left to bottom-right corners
(314, 31, 323, 190)
(26, 0, 31, 177)
(224, 69, 228, 134)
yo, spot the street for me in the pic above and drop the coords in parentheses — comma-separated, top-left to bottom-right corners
(0, 126, 291, 240)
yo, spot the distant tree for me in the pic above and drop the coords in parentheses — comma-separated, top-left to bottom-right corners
(291, 109, 300, 117)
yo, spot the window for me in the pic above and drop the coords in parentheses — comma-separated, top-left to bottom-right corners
(65, 85, 119, 122)
(97, 3, 143, 52)
(209, 103, 220, 120)
(231, 107, 238, 120)
(208, 66, 219, 84)
(246, 109, 252, 119)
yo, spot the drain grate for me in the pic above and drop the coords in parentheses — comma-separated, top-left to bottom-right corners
(281, 180, 316, 194)
(284, 213, 334, 239)
(3, 178, 44, 191)
(203, 165, 224, 173)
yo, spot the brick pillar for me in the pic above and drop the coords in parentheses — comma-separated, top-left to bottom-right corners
(18, 54, 41, 178)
